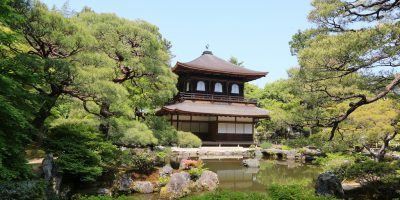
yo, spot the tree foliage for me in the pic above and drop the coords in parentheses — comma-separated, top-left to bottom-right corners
(0, 0, 177, 182)
(44, 122, 117, 182)
(291, 0, 400, 140)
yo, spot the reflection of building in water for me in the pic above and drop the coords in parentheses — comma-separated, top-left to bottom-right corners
(204, 160, 265, 191)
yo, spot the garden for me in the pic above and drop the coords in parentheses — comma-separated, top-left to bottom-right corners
(1, 0, 400, 199)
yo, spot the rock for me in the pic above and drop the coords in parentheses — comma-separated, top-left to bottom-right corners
(161, 172, 191, 198)
(155, 145, 166, 151)
(242, 158, 260, 168)
(160, 164, 174, 177)
(304, 148, 324, 156)
(42, 153, 63, 199)
(132, 181, 154, 194)
(118, 173, 133, 192)
(196, 170, 219, 191)
(96, 188, 112, 196)
(315, 172, 344, 198)
(42, 153, 54, 182)
(254, 150, 263, 159)
(304, 155, 316, 162)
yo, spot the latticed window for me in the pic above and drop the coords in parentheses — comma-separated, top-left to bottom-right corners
(196, 81, 205, 91)
(214, 82, 223, 92)
(231, 83, 239, 94)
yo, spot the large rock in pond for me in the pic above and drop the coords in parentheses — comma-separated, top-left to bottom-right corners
(242, 158, 260, 168)
(254, 150, 263, 159)
(132, 181, 154, 194)
(96, 188, 112, 196)
(196, 170, 219, 191)
(160, 172, 191, 198)
(117, 173, 133, 192)
(315, 172, 344, 198)
(160, 164, 174, 177)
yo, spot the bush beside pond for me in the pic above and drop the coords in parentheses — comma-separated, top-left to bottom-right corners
(177, 131, 202, 148)
(182, 184, 334, 200)
(0, 180, 46, 200)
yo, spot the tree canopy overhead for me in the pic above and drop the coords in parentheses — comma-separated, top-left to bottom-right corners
(0, 0, 178, 182)
(291, 0, 400, 140)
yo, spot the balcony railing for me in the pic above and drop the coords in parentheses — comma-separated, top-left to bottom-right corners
(176, 92, 258, 104)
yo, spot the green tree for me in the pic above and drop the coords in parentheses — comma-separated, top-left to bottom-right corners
(244, 83, 262, 100)
(228, 56, 244, 66)
(44, 122, 117, 182)
(341, 99, 399, 161)
(0, 0, 38, 181)
(291, 0, 400, 140)
(258, 68, 324, 138)
(2, 1, 90, 142)
(67, 10, 177, 139)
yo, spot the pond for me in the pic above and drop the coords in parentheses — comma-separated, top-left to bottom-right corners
(131, 158, 322, 199)
(203, 159, 323, 192)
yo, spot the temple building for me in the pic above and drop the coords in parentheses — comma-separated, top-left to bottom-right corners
(157, 51, 269, 145)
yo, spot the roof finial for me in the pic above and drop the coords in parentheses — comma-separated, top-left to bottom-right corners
(203, 44, 212, 55)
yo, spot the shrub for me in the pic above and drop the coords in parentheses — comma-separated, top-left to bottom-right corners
(281, 145, 292, 150)
(44, 122, 118, 182)
(116, 121, 158, 147)
(158, 176, 170, 186)
(268, 184, 333, 200)
(147, 116, 178, 146)
(284, 137, 310, 148)
(77, 195, 130, 200)
(320, 141, 349, 153)
(182, 190, 269, 200)
(345, 160, 396, 185)
(313, 153, 354, 169)
(177, 131, 202, 148)
(118, 149, 156, 174)
(154, 147, 171, 166)
(260, 141, 273, 149)
(188, 160, 208, 180)
(0, 180, 46, 200)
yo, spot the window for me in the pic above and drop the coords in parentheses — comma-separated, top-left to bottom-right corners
(231, 83, 239, 94)
(218, 123, 253, 134)
(196, 81, 205, 91)
(185, 82, 190, 92)
(244, 124, 253, 134)
(214, 82, 223, 93)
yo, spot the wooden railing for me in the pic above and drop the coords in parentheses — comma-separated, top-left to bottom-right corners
(177, 92, 257, 104)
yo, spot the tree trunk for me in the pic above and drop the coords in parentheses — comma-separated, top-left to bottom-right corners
(99, 102, 113, 139)
(32, 94, 60, 144)
(365, 131, 398, 162)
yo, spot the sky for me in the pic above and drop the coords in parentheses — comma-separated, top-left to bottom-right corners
(41, 0, 314, 87)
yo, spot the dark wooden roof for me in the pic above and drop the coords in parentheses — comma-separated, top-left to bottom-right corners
(173, 51, 268, 81)
(157, 100, 270, 118)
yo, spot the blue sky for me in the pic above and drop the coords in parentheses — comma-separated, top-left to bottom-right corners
(42, 0, 313, 87)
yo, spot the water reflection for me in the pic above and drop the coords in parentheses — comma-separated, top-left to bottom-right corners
(203, 159, 322, 192)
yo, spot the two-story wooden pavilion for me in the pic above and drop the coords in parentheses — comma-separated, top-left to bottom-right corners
(157, 51, 269, 145)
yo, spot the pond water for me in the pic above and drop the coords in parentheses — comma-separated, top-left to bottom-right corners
(203, 159, 323, 192)
(131, 158, 322, 199)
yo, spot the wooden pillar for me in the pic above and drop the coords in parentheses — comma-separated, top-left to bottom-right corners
(226, 81, 230, 95)
(177, 114, 180, 131)
(208, 80, 211, 93)
(189, 114, 192, 132)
